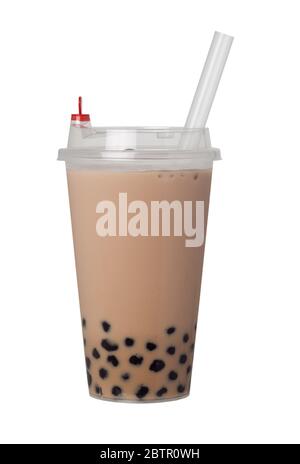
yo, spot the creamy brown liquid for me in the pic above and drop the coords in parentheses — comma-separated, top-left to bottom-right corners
(67, 168, 212, 401)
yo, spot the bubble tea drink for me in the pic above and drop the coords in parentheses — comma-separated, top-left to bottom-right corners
(58, 32, 233, 402)
(59, 120, 220, 401)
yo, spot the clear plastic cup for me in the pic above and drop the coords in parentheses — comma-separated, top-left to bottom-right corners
(58, 126, 220, 402)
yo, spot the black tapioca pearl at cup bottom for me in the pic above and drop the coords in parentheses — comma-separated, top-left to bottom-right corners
(166, 346, 176, 355)
(124, 337, 135, 347)
(156, 387, 168, 397)
(87, 371, 92, 387)
(121, 372, 130, 381)
(92, 348, 100, 359)
(107, 355, 119, 367)
(166, 326, 176, 335)
(82, 318, 86, 328)
(95, 385, 102, 395)
(99, 368, 108, 379)
(112, 386, 122, 397)
(101, 321, 111, 332)
(101, 339, 119, 352)
(183, 333, 189, 343)
(136, 385, 149, 399)
(146, 342, 157, 351)
(187, 365, 192, 374)
(129, 355, 143, 366)
(168, 370, 178, 381)
(149, 359, 165, 372)
(179, 354, 188, 364)
(85, 357, 91, 370)
(177, 384, 185, 393)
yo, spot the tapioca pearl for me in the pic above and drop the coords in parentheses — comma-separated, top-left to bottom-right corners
(121, 372, 130, 381)
(129, 355, 143, 366)
(146, 342, 157, 351)
(107, 355, 119, 367)
(112, 386, 122, 397)
(95, 385, 102, 395)
(179, 354, 187, 364)
(187, 365, 192, 375)
(101, 339, 119, 352)
(92, 348, 100, 359)
(168, 370, 178, 381)
(82, 318, 86, 328)
(149, 359, 165, 372)
(101, 321, 111, 332)
(136, 385, 149, 399)
(85, 357, 91, 370)
(177, 384, 185, 393)
(99, 368, 108, 379)
(124, 337, 135, 347)
(183, 333, 189, 343)
(193, 173, 198, 180)
(87, 371, 92, 387)
(166, 346, 176, 355)
(166, 326, 176, 335)
(156, 387, 168, 397)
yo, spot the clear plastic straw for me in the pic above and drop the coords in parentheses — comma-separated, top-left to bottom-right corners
(185, 31, 233, 128)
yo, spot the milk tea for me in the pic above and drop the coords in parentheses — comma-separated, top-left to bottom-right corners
(67, 168, 212, 401)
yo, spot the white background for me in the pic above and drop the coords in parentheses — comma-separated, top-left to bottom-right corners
(0, 0, 299, 445)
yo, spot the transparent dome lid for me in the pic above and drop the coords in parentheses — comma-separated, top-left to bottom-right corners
(58, 126, 220, 171)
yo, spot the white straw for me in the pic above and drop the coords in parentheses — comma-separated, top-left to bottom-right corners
(185, 31, 233, 128)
